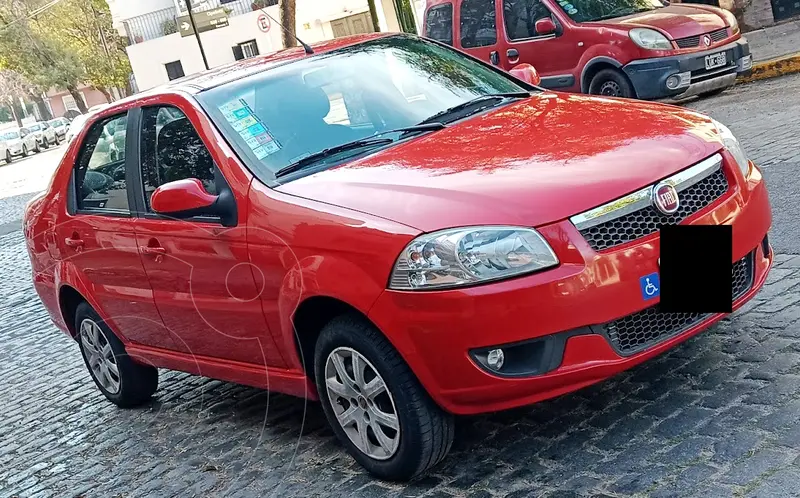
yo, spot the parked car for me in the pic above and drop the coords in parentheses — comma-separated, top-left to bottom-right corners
(0, 136, 8, 164)
(423, 0, 752, 99)
(24, 33, 771, 481)
(26, 121, 59, 150)
(2, 128, 39, 159)
(48, 117, 70, 139)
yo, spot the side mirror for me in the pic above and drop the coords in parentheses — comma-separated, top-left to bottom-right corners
(150, 178, 237, 227)
(535, 17, 557, 36)
(510, 63, 542, 86)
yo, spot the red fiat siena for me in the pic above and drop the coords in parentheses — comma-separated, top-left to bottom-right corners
(24, 33, 771, 480)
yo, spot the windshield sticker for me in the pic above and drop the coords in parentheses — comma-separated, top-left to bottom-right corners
(219, 98, 282, 159)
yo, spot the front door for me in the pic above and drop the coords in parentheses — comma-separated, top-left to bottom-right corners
(56, 110, 174, 350)
(457, 0, 504, 66)
(131, 104, 285, 368)
(501, 0, 582, 90)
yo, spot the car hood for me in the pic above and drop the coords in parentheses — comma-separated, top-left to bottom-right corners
(276, 93, 725, 233)
(5, 138, 21, 146)
(596, 5, 729, 40)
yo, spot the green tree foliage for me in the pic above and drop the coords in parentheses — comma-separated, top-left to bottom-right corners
(0, 0, 132, 113)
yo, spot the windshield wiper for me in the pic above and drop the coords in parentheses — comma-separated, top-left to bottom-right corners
(417, 92, 530, 126)
(274, 123, 447, 179)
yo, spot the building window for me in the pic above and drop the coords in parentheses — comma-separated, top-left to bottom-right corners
(62, 93, 83, 112)
(233, 40, 260, 61)
(165, 60, 185, 81)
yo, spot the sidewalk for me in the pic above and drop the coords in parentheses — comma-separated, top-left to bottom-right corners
(741, 19, 800, 82)
(746, 19, 800, 62)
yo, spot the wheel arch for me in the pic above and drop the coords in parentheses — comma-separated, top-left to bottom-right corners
(580, 57, 623, 93)
(58, 284, 87, 339)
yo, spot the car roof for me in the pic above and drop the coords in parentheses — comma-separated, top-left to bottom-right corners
(106, 33, 397, 111)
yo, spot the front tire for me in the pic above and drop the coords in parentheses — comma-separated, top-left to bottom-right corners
(75, 302, 158, 407)
(314, 314, 454, 481)
(4, 150, 11, 164)
(589, 68, 635, 98)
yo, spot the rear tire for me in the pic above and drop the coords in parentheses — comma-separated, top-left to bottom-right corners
(75, 302, 158, 407)
(33, 141, 40, 153)
(314, 314, 454, 481)
(22, 144, 28, 157)
(589, 68, 635, 98)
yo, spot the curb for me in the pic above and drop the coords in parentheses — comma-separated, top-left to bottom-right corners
(738, 53, 800, 83)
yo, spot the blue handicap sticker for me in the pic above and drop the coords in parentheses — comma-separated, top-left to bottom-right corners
(639, 272, 660, 300)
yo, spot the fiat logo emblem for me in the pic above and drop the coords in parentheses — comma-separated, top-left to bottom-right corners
(702, 35, 712, 47)
(653, 182, 680, 215)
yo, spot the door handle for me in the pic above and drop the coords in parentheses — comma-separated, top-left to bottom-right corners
(141, 246, 166, 255)
(64, 237, 84, 249)
(489, 51, 500, 66)
(507, 48, 519, 60)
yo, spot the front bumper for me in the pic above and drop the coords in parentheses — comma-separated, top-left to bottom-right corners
(8, 144, 23, 156)
(623, 38, 751, 100)
(369, 154, 772, 415)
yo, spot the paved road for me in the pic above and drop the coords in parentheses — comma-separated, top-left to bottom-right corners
(2, 77, 800, 498)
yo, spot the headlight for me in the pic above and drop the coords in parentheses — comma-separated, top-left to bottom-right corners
(629, 28, 672, 50)
(389, 226, 559, 290)
(712, 119, 749, 177)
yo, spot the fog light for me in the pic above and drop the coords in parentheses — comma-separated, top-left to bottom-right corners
(666, 71, 691, 90)
(486, 349, 505, 370)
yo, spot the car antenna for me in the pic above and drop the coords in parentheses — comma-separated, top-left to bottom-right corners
(257, 8, 314, 55)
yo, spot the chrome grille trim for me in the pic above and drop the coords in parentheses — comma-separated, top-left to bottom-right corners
(570, 153, 724, 232)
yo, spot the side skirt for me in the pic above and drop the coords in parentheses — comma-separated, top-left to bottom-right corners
(126, 343, 317, 400)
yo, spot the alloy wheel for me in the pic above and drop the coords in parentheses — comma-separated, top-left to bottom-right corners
(80, 318, 121, 394)
(324, 347, 400, 460)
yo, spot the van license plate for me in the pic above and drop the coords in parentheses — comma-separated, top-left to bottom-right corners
(705, 52, 727, 70)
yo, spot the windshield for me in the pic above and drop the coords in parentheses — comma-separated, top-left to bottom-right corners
(27, 123, 41, 131)
(556, 0, 666, 22)
(198, 35, 526, 183)
(49, 119, 63, 126)
(1, 130, 20, 140)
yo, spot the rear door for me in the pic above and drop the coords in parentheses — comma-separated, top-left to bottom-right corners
(457, 0, 505, 66)
(55, 109, 174, 349)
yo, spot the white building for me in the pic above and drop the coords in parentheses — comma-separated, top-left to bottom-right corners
(108, 0, 427, 92)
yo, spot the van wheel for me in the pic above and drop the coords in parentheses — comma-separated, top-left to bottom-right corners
(75, 302, 158, 407)
(589, 69, 635, 98)
(314, 314, 454, 481)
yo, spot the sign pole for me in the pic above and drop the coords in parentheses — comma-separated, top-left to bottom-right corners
(183, 0, 209, 70)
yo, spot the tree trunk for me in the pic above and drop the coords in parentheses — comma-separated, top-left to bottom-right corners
(9, 98, 23, 128)
(67, 86, 88, 113)
(367, 0, 381, 31)
(97, 86, 114, 103)
(279, 0, 297, 49)
(29, 93, 53, 121)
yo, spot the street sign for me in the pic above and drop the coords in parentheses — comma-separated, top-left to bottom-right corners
(257, 13, 270, 33)
(178, 7, 229, 37)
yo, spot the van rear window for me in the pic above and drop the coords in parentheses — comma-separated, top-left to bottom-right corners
(460, 0, 497, 48)
(425, 4, 454, 46)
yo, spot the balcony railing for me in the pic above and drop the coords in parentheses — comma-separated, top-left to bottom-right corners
(123, 0, 278, 45)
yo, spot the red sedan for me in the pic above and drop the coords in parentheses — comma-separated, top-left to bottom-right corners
(24, 33, 771, 480)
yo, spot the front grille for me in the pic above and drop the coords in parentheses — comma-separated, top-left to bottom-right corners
(710, 28, 728, 42)
(675, 28, 728, 48)
(676, 35, 700, 49)
(602, 253, 754, 355)
(579, 168, 729, 251)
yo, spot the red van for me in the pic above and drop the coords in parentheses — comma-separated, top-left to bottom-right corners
(423, 0, 752, 99)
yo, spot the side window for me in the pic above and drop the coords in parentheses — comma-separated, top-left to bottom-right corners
(74, 113, 130, 213)
(460, 0, 497, 48)
(140, 106, 218, 211)
(503, 0, 554, 40)
(425, 4, 454, 46)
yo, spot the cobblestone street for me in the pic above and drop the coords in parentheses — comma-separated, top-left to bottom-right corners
(2, 76, 800, 498)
